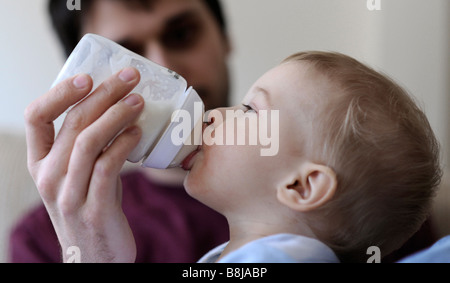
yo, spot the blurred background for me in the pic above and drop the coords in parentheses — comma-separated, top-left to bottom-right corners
(0, 0, 448, 262)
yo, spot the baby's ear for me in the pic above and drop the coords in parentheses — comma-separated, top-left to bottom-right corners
(277, 163, 337, 212)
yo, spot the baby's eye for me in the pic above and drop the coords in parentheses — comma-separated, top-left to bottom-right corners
(242, 104, 257, 114)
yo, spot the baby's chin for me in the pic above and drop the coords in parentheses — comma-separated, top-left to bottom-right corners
(183, 171, 207, 202)
(183, 160, 212, 198)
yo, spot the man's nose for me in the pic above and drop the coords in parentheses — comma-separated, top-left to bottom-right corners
(144, 42, 171, 68)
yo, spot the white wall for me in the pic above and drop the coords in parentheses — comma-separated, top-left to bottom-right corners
(224, 0, 384, 100)
(0, 0, 64, 134)
(378, 0, 450, 166)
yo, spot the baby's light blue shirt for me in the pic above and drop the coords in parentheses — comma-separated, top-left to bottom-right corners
(197, 233, 340, 263)
(397, 236, 450, 263)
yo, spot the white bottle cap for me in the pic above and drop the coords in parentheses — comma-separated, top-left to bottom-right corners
(142, 87, 204, 169)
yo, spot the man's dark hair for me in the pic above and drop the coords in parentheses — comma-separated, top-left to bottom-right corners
(49, 0, 227, 57)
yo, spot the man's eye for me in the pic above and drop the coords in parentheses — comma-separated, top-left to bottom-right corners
(119, 41, 145, 57)
(242, 104, 257, 114)
(162, 22, 200, 50)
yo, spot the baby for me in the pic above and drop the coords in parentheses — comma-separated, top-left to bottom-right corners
(26, 50, 442, 263)
(182, 51, 442, 262)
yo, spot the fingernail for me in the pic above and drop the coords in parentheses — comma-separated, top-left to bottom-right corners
(119, 68, 138, 82)
(124, 94, 142, 106)
(73, 74, 89, 89)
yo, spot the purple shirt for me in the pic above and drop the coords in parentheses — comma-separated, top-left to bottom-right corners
(9, 170, 229, 263)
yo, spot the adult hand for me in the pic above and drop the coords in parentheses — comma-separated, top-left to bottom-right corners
(24, 68, 144, 262)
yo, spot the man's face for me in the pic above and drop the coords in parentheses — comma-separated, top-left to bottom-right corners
(82, 0, 231, 110)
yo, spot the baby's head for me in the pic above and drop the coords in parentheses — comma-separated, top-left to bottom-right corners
(184, 51, 442, 262)
(281, 52, 442, 261)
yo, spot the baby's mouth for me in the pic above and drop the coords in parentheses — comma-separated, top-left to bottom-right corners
(181, 121, 209, 171)
(181, 145, 202, 171)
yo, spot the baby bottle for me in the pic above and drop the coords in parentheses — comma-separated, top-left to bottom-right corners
(52, 34, 204, 169)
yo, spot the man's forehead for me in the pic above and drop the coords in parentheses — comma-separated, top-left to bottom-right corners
(91, 0, 158, 12)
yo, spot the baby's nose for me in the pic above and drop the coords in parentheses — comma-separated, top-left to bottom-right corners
(203, 110, 215, 126)
(202, 107, 233, 129)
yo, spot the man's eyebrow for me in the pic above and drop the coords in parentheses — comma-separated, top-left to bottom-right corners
(115, 8, 200, 46)
(164, 9, 200, 27)
(116, 38, 135, 48)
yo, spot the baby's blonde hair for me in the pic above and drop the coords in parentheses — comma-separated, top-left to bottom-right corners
(283, 51, 442, 262)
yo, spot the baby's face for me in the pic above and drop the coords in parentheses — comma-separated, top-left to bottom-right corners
(184, 61, 321, 214)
